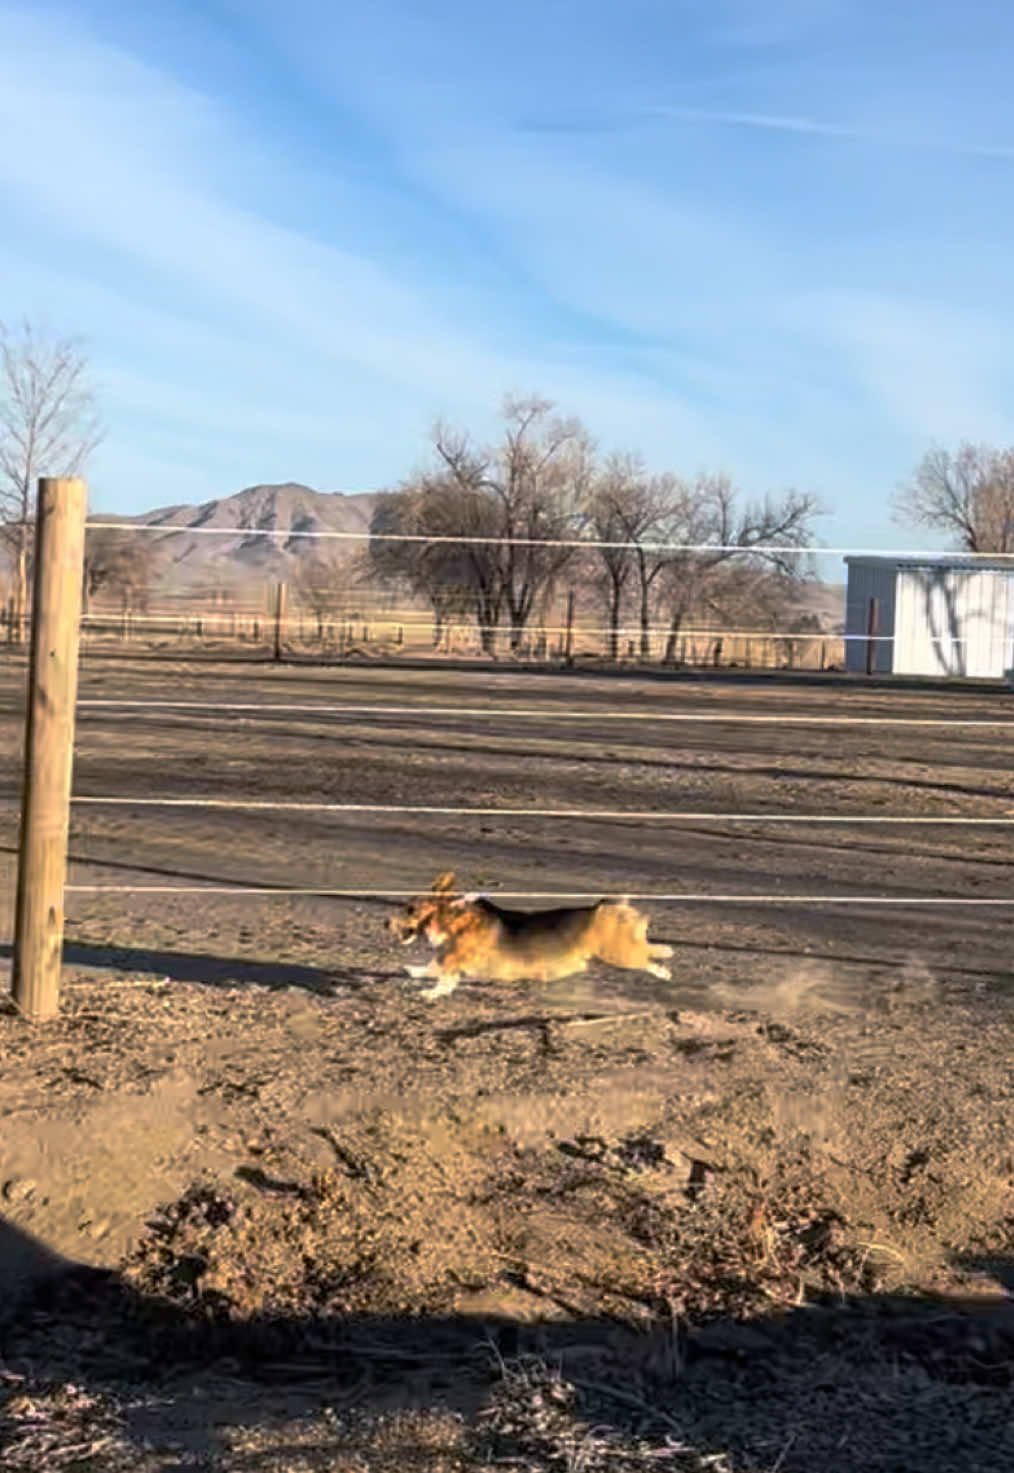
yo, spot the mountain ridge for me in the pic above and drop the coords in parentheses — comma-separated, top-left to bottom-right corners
(92, 482, 378, 589)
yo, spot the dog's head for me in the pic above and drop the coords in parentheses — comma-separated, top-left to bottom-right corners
(388, 871, 460, 944)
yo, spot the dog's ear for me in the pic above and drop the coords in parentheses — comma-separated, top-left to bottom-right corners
(431, 871, 456, 893)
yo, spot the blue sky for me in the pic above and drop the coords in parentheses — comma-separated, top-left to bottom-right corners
(3, 0, 1014, 558)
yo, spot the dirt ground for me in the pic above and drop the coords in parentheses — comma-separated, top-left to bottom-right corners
(1, 652, 1014, 1471)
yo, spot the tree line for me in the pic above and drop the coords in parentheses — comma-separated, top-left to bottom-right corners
(366, 395, 823, 656)
(3, 322, 1014, 645)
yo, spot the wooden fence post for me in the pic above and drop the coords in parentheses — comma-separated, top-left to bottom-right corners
(273, 582, 287, 662)
(564, 590, 575, 665)
(12, 479, 87, 1021)
(865, 597, 879, 676)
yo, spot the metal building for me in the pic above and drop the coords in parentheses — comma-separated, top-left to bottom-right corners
(844, 556, 1014, 679)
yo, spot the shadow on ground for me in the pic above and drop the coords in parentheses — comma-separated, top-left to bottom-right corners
(0, 939, 405, 995)
(2, 1216, 1013, 1472)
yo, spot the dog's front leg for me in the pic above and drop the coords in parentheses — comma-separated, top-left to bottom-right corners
(420, 973, 461, 1001)
(405, 958, 440, 980)
(405, 958, 461, 1000)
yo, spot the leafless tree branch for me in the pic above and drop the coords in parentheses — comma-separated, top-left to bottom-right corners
(0, 319, 103, 628)
(893, 442, 1014, 553)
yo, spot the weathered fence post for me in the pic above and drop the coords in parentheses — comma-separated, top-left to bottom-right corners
(865, 597, 879, 677)
(12, 478, 87, 1021)
(273, 582, 287, 662)
(564, 590, 575, 665)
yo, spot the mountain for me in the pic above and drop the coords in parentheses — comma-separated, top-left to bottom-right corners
(83, 481, 844, 629)
(96, 482, 378, 590)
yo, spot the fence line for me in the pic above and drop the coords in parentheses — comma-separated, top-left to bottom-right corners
(10, 476, 1009, 1024)
(69, 796, 1014, 822)
(73, 608, 1014, 649)
(76, 609, 863, 641)
(66, 608, 851, 669)
(82, 519, 1014, 560)
(74, 699, 1014, 728)
(62, 884, 1014, 904)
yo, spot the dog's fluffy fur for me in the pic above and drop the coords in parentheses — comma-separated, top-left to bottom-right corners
(389, 871, 674, 1000)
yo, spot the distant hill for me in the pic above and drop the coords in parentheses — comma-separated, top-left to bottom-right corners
(94, 482, 378, 591)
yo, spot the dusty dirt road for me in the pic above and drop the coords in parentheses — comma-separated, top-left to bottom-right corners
(2, 654, 1013, 1471)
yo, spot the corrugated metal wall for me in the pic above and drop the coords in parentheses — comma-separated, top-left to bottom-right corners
(844, 561, 897, 673)
(894, 568, 1014, 678)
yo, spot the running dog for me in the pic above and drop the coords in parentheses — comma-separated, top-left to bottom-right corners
(389, 872, 674, 1000)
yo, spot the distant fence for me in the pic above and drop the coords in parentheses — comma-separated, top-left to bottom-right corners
(0, 587, 845, 670)
(75, 612, 844, 669)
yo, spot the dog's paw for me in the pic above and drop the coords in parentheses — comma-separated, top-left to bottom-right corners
(405, 963, 433, 980)
(421, 977, 460, 1001)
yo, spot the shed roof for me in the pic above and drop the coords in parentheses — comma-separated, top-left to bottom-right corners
(844, 554, 1014, 574)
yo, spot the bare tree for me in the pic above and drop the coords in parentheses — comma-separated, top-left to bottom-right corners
(894, 442, 1014, 553)
(292, 551, 350, 636)
(587, 454, 645, 660)
(368, 477, 502, 650)
(586, 459, 684, 658)
(370, 396, 594, 654)
(0, 321, 102, 632)
(687, 560, 809, 663)
(434, 396, 593, 651)
(657, 477, 821, 662)
(82, 525, 157, 614)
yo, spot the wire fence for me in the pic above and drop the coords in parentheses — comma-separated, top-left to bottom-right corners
(4, 515, 1011, 673)
(3, 602, 849, 669)
(6, 508, 1014, 925)
(75, 698, 1014, 727)
(80, 519, 1014, 559)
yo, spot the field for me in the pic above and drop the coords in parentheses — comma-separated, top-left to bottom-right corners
(2, 651, 1014, 1471)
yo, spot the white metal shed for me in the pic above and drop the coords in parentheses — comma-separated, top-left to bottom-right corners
(844, 556, 1014, 679)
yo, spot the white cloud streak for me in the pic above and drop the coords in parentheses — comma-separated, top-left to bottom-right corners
(646, 104, 1014, 161)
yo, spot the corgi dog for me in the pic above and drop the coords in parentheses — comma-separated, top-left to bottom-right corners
(388, 872, 674, 1001)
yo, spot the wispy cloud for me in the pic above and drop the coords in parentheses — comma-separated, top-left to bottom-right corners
(2, 0, 1014, 552)
(0, 7, 708, 499)
(645, 104, 1014, 161)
